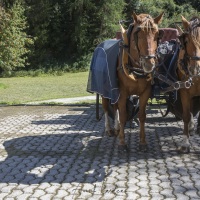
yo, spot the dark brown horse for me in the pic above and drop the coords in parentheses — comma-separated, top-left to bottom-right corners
(102, 12, 164, 152)
(177, 16, 200, 153)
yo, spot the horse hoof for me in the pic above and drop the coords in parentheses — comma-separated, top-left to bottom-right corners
(139, 144, 148, 152)
(178, 146, 190, 154)
(118, 145, 129, 153)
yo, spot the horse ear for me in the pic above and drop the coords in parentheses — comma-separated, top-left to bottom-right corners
(181, 15, 190, 31)
(132, 12, 138, 23)
(175, 24, 184, 36)
(119, 23, 128, 44)
(154, 12, 164, 24)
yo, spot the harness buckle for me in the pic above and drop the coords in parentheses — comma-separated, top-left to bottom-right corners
(184, 79, 192, 89)
(173, 82, 180, 90)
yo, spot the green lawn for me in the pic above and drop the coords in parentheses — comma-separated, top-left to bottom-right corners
(0, 72, 94, 104)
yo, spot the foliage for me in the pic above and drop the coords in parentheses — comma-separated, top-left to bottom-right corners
(174, 0, 200, 12)
(91, 0, 126, 45)
(0, 2, 33, 73)
(136, 0, 198, 27)
(0, 0, 200, 76)
(24, 0, 55, 66)
(23, 0, 126, 67)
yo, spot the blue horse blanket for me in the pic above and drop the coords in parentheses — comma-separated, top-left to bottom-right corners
(87, 39, 121, 104)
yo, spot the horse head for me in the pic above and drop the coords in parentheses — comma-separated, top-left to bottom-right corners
(178, 16, 200, 76)
(129, 12, 164, 73)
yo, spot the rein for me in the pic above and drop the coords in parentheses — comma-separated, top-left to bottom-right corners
(120, 43, 151, 79)
(120, 26, 195, 91)
(153, 69, 193, 93)
(153, 42, 194, 93)
(155, 18, 200, 93)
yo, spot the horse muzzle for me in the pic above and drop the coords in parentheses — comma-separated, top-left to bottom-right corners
(140, 55, 156, 73)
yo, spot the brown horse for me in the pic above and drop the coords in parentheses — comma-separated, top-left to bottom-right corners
(102, 12, 164, 152)
(176, 16, 200, 153)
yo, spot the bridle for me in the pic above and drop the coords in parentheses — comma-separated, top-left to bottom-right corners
(133, 25, 157, 70)
(131, 17, 164, 72)
(119, 15, 163, 80)
(179, 19, 200, 76)
(133, 27, 157, 62)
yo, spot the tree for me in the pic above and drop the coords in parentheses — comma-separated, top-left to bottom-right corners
(24, 0, 53, 66)
(174, 0, 200, 12)
(124, 0, 140, 18)
(92, 0, 126, 43)
(24, 0, 126, 66)
(0, 2, 33, 73)
(1, 0, 200, 72)
(134, 0, 199, 27)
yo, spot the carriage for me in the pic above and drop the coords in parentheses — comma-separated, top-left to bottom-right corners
(87, 13, 200, 153)
(90, 23, 182, 121)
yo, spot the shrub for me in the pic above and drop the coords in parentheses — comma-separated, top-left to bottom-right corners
(0, 2, 34, 74)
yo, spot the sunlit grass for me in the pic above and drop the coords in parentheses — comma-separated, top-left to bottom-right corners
(0, 72, 93, 104)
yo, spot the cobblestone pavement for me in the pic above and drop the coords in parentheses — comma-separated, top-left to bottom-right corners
(0, 105, 200, 200)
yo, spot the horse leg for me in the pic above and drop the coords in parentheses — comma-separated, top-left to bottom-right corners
(113, 103, 120, 136)
(189, 113, 195, 134)
(118, 95, 128, 152)
(138, 92, 149, 152)
(196, 112, 200, 135)
(102, 97, 114, 136)
(102, 97, 118, 137)
(179, 90, 191, 153)
(189, 101, 195, 133)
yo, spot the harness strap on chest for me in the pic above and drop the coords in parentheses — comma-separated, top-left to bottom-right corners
(153, 70, 192, 92)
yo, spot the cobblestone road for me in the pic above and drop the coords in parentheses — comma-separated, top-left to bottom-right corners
(0, 105, 200, 200)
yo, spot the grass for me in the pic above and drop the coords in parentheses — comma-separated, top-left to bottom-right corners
(0, 72, 94, 105)
(0, 83, 8, 89)
(0, 71, 168, 105)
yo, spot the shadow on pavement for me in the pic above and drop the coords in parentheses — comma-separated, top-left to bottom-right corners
(0, 105, 200, 186)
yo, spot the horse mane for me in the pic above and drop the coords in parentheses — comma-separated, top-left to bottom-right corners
(135, 14, 158, 32)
